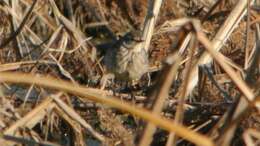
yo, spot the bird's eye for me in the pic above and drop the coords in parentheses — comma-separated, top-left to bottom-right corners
(123, 40, 135, 48)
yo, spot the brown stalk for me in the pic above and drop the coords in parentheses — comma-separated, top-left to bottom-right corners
(0, 0, 37, 49)
(0, 72, 214, 146)
(167, 33, 197, 146)
(138, 53, 182, 146)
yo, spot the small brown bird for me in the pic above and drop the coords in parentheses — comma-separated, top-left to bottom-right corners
(103, 31, 149, 82)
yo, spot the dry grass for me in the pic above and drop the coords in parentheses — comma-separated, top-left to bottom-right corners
(0, 0, 260, 146)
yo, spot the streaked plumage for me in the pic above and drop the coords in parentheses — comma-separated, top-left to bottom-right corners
(104, 32, 148, 81)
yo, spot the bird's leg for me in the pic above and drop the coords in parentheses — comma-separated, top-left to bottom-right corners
(100, 73, 115, 90)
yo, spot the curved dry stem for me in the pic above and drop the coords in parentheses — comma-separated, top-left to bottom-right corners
(0, 72, 214, 146)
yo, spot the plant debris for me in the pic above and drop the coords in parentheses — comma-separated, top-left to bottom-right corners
(0, 0, 260, 146)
